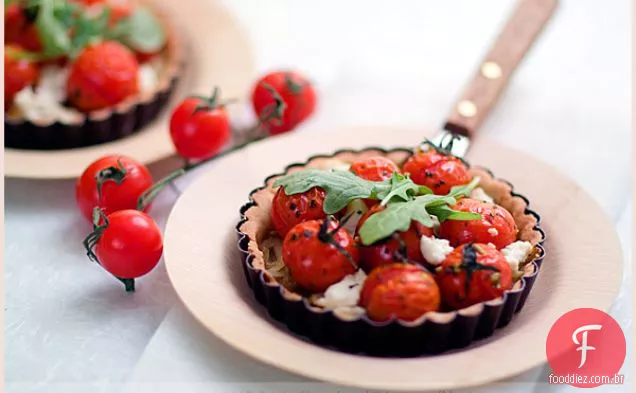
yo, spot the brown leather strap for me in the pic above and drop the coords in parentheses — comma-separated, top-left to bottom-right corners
(444, 0, 558, 138)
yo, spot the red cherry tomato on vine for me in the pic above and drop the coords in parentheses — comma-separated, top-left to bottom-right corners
(402, 149, 472, 195)
(76, 155, 154, 222)
(251, 70, 316, 135)
(169, 90, 231, 160)
(91, 209, 163, 280)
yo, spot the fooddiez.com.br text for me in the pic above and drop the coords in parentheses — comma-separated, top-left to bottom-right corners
(548, 373, 625, 385)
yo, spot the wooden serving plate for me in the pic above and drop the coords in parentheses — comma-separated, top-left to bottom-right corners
(162, 126, 623, 391)
(4, 0, 254, 179)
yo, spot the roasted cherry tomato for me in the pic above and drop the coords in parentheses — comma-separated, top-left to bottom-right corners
(355, 204, 434, 272)
(350, 156, 400, 208)
(76, 155, 154, 222)
(67, 41, 140, 112)
(5, 4, 29, 46)
(251, 70, 316, 135)
(282, 217, 358, 292)
(169, 91, 231, 160)
(438, 198, 517, 249)
(271, 186, 327, 238)
(350, 156, 400, 182)
(435, 243, 512, 310)
(4, 45, 39, 109)
(402, 149, 472, 195)
(359, 263, 440, 322)
(88, 209, 163, 289)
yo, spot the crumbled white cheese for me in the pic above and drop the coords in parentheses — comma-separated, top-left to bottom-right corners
(471, 187, 494, 203)
(315, 270, 367, 309)
(13, 65, 82, 124)
(15, 89, 79, 124)
(488, 227, 499, 236)
(138, 63, 159, 94)
(420, 236, 453, 265)
(502, 241, 533, 271)
(39, 66, 69, 102)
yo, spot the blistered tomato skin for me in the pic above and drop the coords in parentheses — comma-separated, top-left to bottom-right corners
(350, 157, 400, 182)
(435, 243, 513, 310)
(402, 150, 472, 195)
(355, 205, 434, 272)
(271, 187, 327, 238)
(438, 198, 517, 249)
(282, 219, 358, 292)
(360, 263, 441, 322)
(350, 156, 401, 208)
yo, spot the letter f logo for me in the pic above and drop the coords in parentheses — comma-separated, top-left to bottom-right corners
(572, 324, 602, 368)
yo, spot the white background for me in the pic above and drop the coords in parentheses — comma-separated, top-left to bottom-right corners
(5, 0, 632, 392)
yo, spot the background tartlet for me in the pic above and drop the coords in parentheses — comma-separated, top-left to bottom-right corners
(4, 0, 184, 150)
(237, 148, 546, 356)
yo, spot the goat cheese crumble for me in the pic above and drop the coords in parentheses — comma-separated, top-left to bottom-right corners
(420, 236, 453, 265)
(501, 241, 533, 270)
(315, 269, 366, 309)
(14, 66, 80, 124)
(471, 187, 494, 203)
(138, 63, 160, 94)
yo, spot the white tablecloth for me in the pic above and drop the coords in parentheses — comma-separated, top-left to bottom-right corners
(5, 0, 631, 392)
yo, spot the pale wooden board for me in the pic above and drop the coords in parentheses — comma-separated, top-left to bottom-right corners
(163, 127, 623, 392)
(4, 0, 254, 179)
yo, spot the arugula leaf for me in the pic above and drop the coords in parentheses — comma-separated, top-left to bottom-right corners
(358, 194, 456, 245)
(358, 177, 482, 245)
(447, 177, 480, 199)
(35, 0, 71, 58)
(427, 205, 482, 223)
(274, 169, 386, 214)
(378, 172, 431, 206)
(68, 8, 110, 58)
(53, 1, 80, 29)
(120, 7, 166, 53)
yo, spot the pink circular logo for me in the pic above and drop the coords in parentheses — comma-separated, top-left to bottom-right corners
(546, 308, 626, 388)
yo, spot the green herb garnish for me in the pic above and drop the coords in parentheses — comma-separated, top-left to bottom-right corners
(21, 0, 166, 60)
(358, 178, 481, 245)
(274, 169, 394, 214)
(274, 167, 481, 243)
(116, 6, 166, 53)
